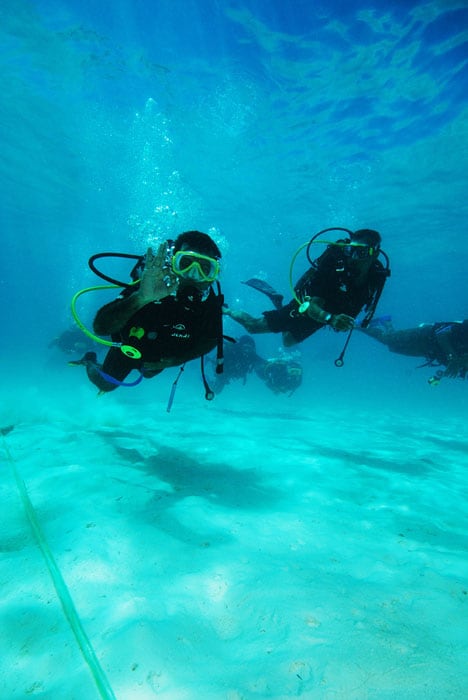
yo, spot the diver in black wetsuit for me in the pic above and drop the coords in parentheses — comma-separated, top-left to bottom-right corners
(49, 326, 95, 356)
(71, 231, 224, 393)
(359, 317, 468, 382)
(225, 229, 388, 347)
(209, 335, 264, 393)
(209, 335, 303, 396)
(259, 357, 303, 395)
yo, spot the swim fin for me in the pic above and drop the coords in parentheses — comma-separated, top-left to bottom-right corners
(366, 315, 393, 331)
(68, 351, 98, 367)
(242, 278, 284, 310)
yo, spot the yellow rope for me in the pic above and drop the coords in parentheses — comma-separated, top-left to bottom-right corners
(1, 432, 117, 700)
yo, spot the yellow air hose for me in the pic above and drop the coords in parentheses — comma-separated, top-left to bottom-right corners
(70, 285, 141, 359)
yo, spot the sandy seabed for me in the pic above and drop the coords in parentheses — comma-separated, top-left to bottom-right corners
(1, 378, 467, 700)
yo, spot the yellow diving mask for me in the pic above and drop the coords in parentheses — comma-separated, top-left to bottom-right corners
(172, 250, 220, 283)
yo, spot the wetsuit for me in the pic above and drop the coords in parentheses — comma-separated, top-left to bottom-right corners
(88, 286, 223, 392)
(362, 320, 468, 366)
(263, 247, 386, 343)
(210, 340, 265, 392)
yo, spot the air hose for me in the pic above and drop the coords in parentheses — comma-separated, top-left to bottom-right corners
(1, 432, 117, 700)
(70, 286, 141, 359)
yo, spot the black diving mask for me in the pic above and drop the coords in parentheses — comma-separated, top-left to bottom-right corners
(342, 243, 375, 260)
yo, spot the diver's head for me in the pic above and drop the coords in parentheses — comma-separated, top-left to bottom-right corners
(237, 334, 256, 355)
(350, 229, 381, 253)
(264, 359, 303, 394)
(342, 229, 381, 266)
(174, 231, 222, 259)
(172, 230, 221, 288)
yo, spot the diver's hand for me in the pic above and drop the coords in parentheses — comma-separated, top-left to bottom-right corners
(330, 314, 355, 332)
(222, 307, 268, 333)
(223, 306, 247, 322)
(138, 244, 178, 303)
(443, 354, 468, 378)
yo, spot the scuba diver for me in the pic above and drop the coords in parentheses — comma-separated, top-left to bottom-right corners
(209, 335, 303, 396)
(209, 335, 264, 393)
(358, 317, 468, 385)
(259, 357, 303, 396)
(70, 230, 225, 402)
(224, 228, 390, 365)
(49, 326, 95, 356)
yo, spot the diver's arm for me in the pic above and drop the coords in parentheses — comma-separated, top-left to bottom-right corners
(93, 293, 152, 335)
(94, 245, 178, 335)
(305, 296, 354, 332)
(432, 324, 467, 378)
(444, 360, 462, 378)
(223, 308, 269, 334)
(303, 296, 330, 323)
(443, 353, 468, 378)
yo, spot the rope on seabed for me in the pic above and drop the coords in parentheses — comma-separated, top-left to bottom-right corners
(1, 429, 118, 700)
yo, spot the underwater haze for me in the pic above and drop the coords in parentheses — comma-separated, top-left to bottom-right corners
(1, 1, 467, 699)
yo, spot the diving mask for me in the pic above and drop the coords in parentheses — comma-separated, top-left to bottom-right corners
(342, 242, 375, 260)
(172, 250, 220, 283)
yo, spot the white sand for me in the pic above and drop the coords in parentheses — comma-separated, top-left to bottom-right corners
(1, 378, 467, 699)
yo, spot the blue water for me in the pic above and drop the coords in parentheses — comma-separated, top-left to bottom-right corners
(2, 0, 467, 408)
(1, 1, 467, 698)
